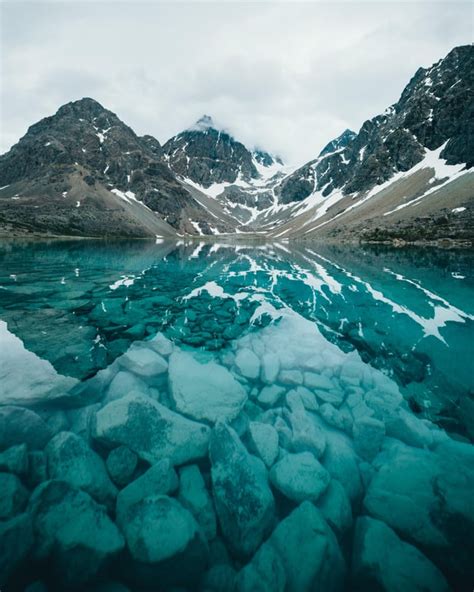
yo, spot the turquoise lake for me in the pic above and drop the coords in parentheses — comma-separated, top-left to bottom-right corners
(0, 239, 473, 591)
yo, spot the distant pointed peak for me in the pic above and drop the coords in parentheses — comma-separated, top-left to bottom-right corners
(187, 114, 226, 133)
(56, 97, 109, 120)
(319, 128, 356, 157)
(253, 148, 284, 167)
(196, 114, 214, 128)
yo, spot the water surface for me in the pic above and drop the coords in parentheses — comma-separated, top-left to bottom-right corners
(0, 239, 473, 591)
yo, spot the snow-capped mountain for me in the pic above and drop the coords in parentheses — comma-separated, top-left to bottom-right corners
(264, 44, 473, 241)
(0, 44, 472, 242)
(163, 115, 287, 225)
(164, 115, 283, 188)
(161, 45, 472, 241)
(0, 99, 238, 237)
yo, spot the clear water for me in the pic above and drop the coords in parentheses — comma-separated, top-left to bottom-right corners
(0, 239, 473, 591)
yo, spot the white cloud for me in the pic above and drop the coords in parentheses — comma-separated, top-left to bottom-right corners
(0, 1, 472, 164)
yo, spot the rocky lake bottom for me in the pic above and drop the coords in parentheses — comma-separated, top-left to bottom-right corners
(0, 239, 473, 592)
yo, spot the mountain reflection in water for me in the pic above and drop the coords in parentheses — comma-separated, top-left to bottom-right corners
(1, 240, 472, 439)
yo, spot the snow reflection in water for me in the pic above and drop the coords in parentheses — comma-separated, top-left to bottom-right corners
(0, 239, 473, 591)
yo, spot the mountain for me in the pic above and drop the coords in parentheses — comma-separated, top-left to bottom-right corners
(266, 44, 473, 242)
(318, 129, 357, 157)
(1, 44, 472, 243)
(164, 115, 282, 188)
(0, 99, 237, 237)
(163, 116, 286, 225)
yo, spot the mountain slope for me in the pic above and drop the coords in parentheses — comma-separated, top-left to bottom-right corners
(1, 44, 472, 242)
(161, 44, 472, 242)
(164, 116, 286, 225)
(0, 99, 237, 237)
(259, 44, 473, 242)
(279, 45, 473, 205)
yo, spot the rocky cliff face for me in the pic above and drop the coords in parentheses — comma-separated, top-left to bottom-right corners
(0, 45, 472, 241)
(0, 99, 236, 237)
(279, 45, 473, 205)
(163, 115, 282, 188)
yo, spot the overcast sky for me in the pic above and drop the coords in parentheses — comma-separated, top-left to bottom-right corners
(1, 1, 472, 164)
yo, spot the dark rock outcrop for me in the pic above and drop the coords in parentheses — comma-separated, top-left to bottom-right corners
(279, 45, 473, 204)
(0, 99, 234, 236)
(164, 115, 282, 188)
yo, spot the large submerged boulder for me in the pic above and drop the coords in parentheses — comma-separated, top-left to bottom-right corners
(28, 480, 124, 587)
(352, 516, 449, 592)
(116, 458, 178, 523)
(178, 464, 217, 541)
(118, 344, 168, 378)
(210, 423, 275, 557)
(168, 351, 247, 423)
(0, 406, 52, 450)
(118, 494, 208, 588)
(106, 445, 138, 487)
(45, 431, 117, 507)
(237, 502, 345, 592)
(269, 452, 330, 503)
(363, 440, 474, 587)
(247, 421, 279, 468)
(0, 512, 33, 586)
(0, 472, 28, 519)
(317, 479, 353, 538)
(0, 443, 29, 476)
(93, 393, 210, 466)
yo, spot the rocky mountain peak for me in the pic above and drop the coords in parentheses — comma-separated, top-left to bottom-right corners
(279, 43, 473, 205)
(164, 117, 282, 188)
(192, 114, 216, 131)
(0, 98, 237, 237)
(253, 149, 284, 167)
(319, 129, 356, 157)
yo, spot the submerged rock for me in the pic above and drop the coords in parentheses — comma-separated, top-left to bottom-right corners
(352, 516, 449, 592)
(168, 351, 247, 423)
(93, 393, 210, 466)
(303, 372, 334, 392)
(237, 502, 345, 592)
(147, 332, 174, 357)
(270, 452, 330, 503)
(118, 494, 208, 588)
(201, 564, 237, 592)
(279, 369, 304, 386)
(45, 431, 117, 507)
(260, 352, 280, 384)
(210, 422, 275, 557)
(288, 407, 326, 458)
(28, 451, 47, 487)
(235, 348, 261, 379)
(287, 386, 319, 412)
(247, 421, 279, 468)
(0, 406, 52, 450)
(118, 344, 168, 378)
(258, 384, 285, 407)
(0, 512, 33, 586)
(0, 472, 28, 519)
(322, 427, 362, 503)
(106, 445, 138, 487)
(28, 480, 124, 587)
(317, 479, 353, 538)
(352, 416, 385, 461)
(116, 458, 178, 522)
(0, 443, 28, 475)
(363, 440, 474, 586)
(385, 407, 434, 448)
(178, 464, 217, 541)
(105, 370, 151, 402)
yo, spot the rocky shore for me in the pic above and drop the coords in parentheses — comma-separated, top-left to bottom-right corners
(1, 309, 473, 591)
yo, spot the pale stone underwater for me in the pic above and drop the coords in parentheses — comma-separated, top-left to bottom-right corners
(0, 240, 473, 591)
